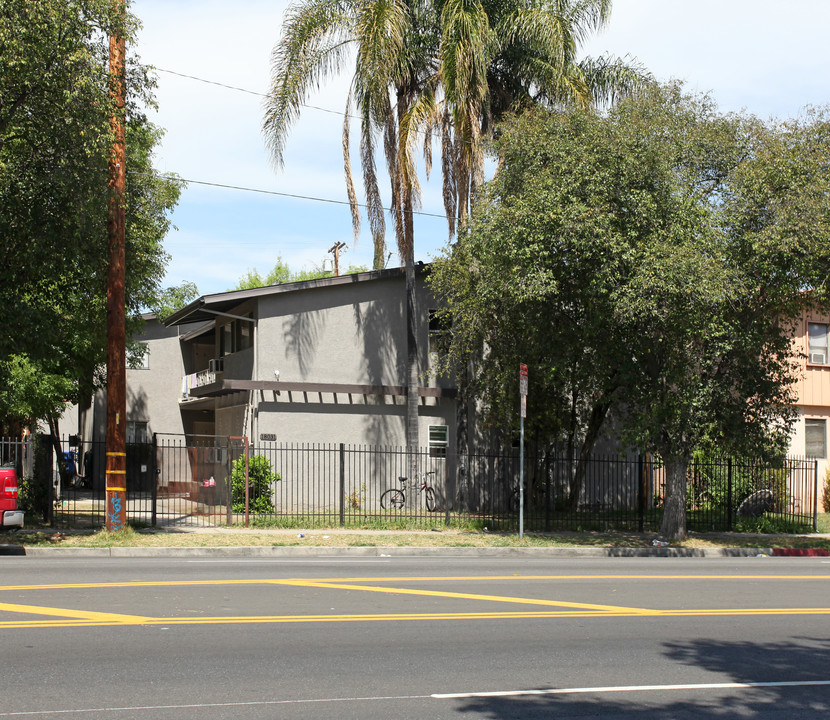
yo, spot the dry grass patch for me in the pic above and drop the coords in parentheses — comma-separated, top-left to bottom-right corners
(3, 524, 830, 550)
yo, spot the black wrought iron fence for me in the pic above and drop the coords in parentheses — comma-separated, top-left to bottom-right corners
(3, 435, 820, 533)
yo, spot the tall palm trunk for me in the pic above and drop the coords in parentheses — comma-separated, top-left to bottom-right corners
(403, 188, 420, 486)
(394, 88, 420, 479)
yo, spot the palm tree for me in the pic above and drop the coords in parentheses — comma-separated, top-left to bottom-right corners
(263, 0, 649, 458)
(264, 0, 438, 463)
(434, 0, 650, 231)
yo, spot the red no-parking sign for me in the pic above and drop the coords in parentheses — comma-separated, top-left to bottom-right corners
(519, 363, 528, 417)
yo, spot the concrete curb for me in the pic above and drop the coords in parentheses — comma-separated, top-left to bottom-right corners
(1, 544, 788, 558)
(0, 544, 25, 556)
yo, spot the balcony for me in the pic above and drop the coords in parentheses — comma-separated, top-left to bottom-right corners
(181, 358, 224, 400)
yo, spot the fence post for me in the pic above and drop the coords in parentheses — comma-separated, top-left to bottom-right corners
(727, 458, 733, 531)
(35, 434, 53, 526)
(151, 433, 160, 527)
(544, 451, 551, 532)
(226, 450, 232, 527)
(814, 460, 819, 532)
(339, 443, 345, 527)
(637, 454, 645, 532)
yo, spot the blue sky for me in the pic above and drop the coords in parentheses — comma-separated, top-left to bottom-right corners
(132, 0, 830, 296)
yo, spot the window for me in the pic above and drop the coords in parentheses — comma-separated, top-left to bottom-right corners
(808, 323, 829, 365)
(429, 425, 449, 458)
(126, 421, 149, 445)
(220, 323, 232, 357)
(219, 314, 254, 357)
(428, 308, 450, 354)
(806, 418, 827, 459)
(237, 317, 252, 351)
(128, 342, 150, 369)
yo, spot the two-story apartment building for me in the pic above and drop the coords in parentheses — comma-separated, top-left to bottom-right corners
(67, 265, 458, 458)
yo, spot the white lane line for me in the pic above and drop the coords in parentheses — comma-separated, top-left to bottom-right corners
(182, 559, 393, 563)
(432, 679, 830, 699)
(5, 680, 830, 716)
(0, 694, 431, 717)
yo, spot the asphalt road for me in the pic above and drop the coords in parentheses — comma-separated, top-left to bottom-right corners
(2, 554, 830, 719)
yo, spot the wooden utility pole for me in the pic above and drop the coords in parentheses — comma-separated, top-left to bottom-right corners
(328, 241, 346, 276)
(105, 1, 127, 531)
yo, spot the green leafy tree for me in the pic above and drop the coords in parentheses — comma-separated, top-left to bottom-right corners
(432, 84, 830, 540)
(0, 1, 182, 432)
(0, 356, 74, 437)
(230, 455, 280, 514)
(150, 282, 201, 321)
(230, 258, 368, 291)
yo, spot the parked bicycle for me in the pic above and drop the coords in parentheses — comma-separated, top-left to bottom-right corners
(380, 471, 437, 511)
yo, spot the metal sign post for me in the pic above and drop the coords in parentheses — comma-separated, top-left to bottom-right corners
(519, 363, 528, 540)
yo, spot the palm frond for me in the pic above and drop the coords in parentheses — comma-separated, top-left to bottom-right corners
(441, 105, 459, 237)
(263, 0, 356, 167)
(359, 104, 387, 268)
(352, 0, 409, 119)
(342, 89, 361, 242)
(579, 53, 655, 108)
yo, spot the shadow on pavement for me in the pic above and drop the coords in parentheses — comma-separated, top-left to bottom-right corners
(450, 637, 830, 719)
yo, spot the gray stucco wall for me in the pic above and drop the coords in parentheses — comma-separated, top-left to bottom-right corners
(256, 274, 409, 387)
(249, 271, 455, 449)
(125, 319, 187, 438)
(59, 316, 189, 443)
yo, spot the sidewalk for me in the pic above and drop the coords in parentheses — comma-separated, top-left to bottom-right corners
(3, 526, 830, 558)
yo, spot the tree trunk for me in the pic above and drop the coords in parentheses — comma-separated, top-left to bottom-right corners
(453, 360, 470, 512)
(392, 87, 419, 494)
(660, 454, 689, 541)
(565, 399, 611, 510)
(404, 236, 419, 492)
(47, 415, 70, 491)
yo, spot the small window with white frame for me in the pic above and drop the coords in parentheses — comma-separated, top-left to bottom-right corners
(808, 323, 829, 365)
(429, 425, 449, 458)
(806, 418, 827, 459)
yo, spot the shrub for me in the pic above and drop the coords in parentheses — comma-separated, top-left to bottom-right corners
(735, 516, 812, 534)
(687, 453, 789, 512)
(230, 455, 279, 514)
(823, 468, 830, 514)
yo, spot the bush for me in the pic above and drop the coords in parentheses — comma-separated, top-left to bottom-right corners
(823, 468, 830, 514)
(735, 516, 812, 534)
(230, 455, 279, 514)
(687, 454, 789, 512)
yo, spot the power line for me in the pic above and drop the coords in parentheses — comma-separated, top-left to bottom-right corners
(150, 66, 347, 119)
(139, 66, 458, 219)
(130, 170, 448, 220)
(148, 65, 470, 145)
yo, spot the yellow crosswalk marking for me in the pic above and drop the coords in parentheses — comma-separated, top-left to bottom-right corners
(280, 579, 658, 614)
(0, 601, 149, 624)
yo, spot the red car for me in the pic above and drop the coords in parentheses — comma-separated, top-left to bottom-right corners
(0, 465, 24, 528)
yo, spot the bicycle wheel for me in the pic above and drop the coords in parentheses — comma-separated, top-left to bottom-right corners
(380, 488, 406, 509)
(424, 487, 436, 512)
